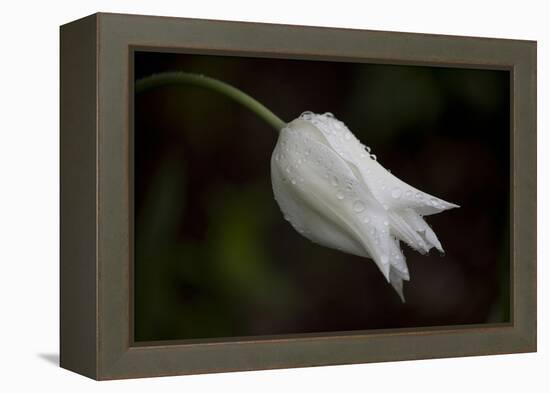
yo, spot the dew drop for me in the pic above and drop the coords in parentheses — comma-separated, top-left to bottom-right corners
(285, 167, 291, 173)
(383, 221, 389, 226)
(353, 200, 366, 213)
(344, 132, 352, 140)
(405, 190, 412, 197)
(415, 192, 423, 200)
(430, 198, 439, 207)
(324, 112, 334, 118)
(330, 176, 339, 187)
(391, 187, 402, 199)
(336, 191, 345, 200)
(360, 152, 366, 158)
(291, 178, 297, 185)
(363, 217, 371, 224)
(370, 154, 377, 161)
(365, 146, 372, 153)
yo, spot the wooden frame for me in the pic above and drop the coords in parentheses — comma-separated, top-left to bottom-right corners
(60, 12, 536, 380)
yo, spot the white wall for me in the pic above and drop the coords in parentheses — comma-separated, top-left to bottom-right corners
(0, 0, 546, 391)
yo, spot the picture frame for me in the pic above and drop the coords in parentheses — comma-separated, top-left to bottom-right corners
(60, 12, 536, 380)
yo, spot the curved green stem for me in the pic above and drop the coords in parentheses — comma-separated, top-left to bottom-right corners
(135, 72, 286, 131)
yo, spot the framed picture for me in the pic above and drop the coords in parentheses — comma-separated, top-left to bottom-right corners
(60, 12, 536, 380)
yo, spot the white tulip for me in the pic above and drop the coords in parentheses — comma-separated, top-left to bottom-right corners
(271, 112, 459, 301)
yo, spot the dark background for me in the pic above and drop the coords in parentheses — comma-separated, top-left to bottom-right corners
(133, 51, 510, 342)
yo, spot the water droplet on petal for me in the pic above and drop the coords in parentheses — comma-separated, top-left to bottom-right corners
(383, 221, 389, 226)
(415, 192, 423, 200)
(325, 112, 334, 118)
(391, 187, 402, 199)
(291, 178, 297, 185)
(363, 217, 371, 224)
(285, 167, 291, 173)
(336, 191, 345, 200)
(353, 200, 366, 213)
(331, 176, 339, 187)
(365, 146, 371, 153)
(430, 198, 439, 207)
(344, 132, 352, 140)
(370, 154, 377, 161)
(405, 190, 412, 197)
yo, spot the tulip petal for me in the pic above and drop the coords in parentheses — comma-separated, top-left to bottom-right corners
(389, 267, 406, 302)
(388, 210, 431, 254)
(271, 157, 368, 258)
(300, 112, 459, 216)
(272, 122, 396, 281)
(400, 208, 445, 253)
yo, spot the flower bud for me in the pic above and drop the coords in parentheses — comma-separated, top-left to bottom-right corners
(271, 112, 459, 301)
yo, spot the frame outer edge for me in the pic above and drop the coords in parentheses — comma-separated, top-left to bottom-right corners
(515, 41, 537, 351)
(60, 13, 99, 380)
(91, 13, 537, 380)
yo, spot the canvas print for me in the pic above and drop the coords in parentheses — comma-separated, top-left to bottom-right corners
(133, 51, 510, 343)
